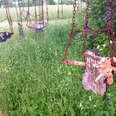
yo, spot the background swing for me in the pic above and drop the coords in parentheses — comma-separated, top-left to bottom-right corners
(25, 0, 48, 31)
(14, 0, 48, 32)
(62, 0, 116, 95)
(0, 0, 14, 42)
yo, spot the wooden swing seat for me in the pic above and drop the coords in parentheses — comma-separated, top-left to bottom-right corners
(62, 50, 116, 95)
(28, 23, 46, 30)
(62, 50, 116, 85)
(28, 18, 48, 31)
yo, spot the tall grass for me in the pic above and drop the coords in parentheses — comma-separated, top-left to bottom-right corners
(0, 5, 73, 22)
(0, 20, 116, 116)
(0, 3, 116, 116)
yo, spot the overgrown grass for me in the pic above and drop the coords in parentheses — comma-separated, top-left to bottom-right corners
(0, 5, 73, 22)
(0, 19, 116, 116)
(0, 3, 116, 115)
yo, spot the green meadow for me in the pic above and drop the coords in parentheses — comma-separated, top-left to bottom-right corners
(0, 4, 116, 116)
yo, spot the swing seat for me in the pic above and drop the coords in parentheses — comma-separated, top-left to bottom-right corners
(28, 18, 48, 30)
(28, 23, 46, 30)
(62, 50, 116, 95)
(0, 32, 13, 42)
(28, 23, 45, 30)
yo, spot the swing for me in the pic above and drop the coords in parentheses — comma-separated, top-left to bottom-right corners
(25, 0, 48, 31)
(28, 23, 45, 30)
(28, 19, 48, 30)
(62, 0, 116, 95)
(0, 0, 14, 42)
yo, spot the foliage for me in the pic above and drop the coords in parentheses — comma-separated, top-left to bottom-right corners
(47, 0, 55, 5)
(54, 0, 73, 5)
(61, 0, 73, 5)
(0, 0, 3, 7)
(85, 0, 116, 56)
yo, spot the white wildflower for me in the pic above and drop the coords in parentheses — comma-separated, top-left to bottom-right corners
(89, 96, 92, 101)
(96, 45, 100, 49)
(110, 40, 112, 44)
(100, 57, 105, 63)
(99, 48, 103, 51)
(102, 44, 106, 48)
(80, 102, 82, 107)
(94, 105, 96, 107)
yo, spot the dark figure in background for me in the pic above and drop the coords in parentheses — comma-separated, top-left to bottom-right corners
(0, 32, 13, 42)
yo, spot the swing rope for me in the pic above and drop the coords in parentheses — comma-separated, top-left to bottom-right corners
(34, 0, 37, 23)
(41, 0, 44, 23)
(26, 0, 31, 26)
(4, 0, 13, 34)
(46, 0, 49, 21)
(63, 0, 77, 60)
